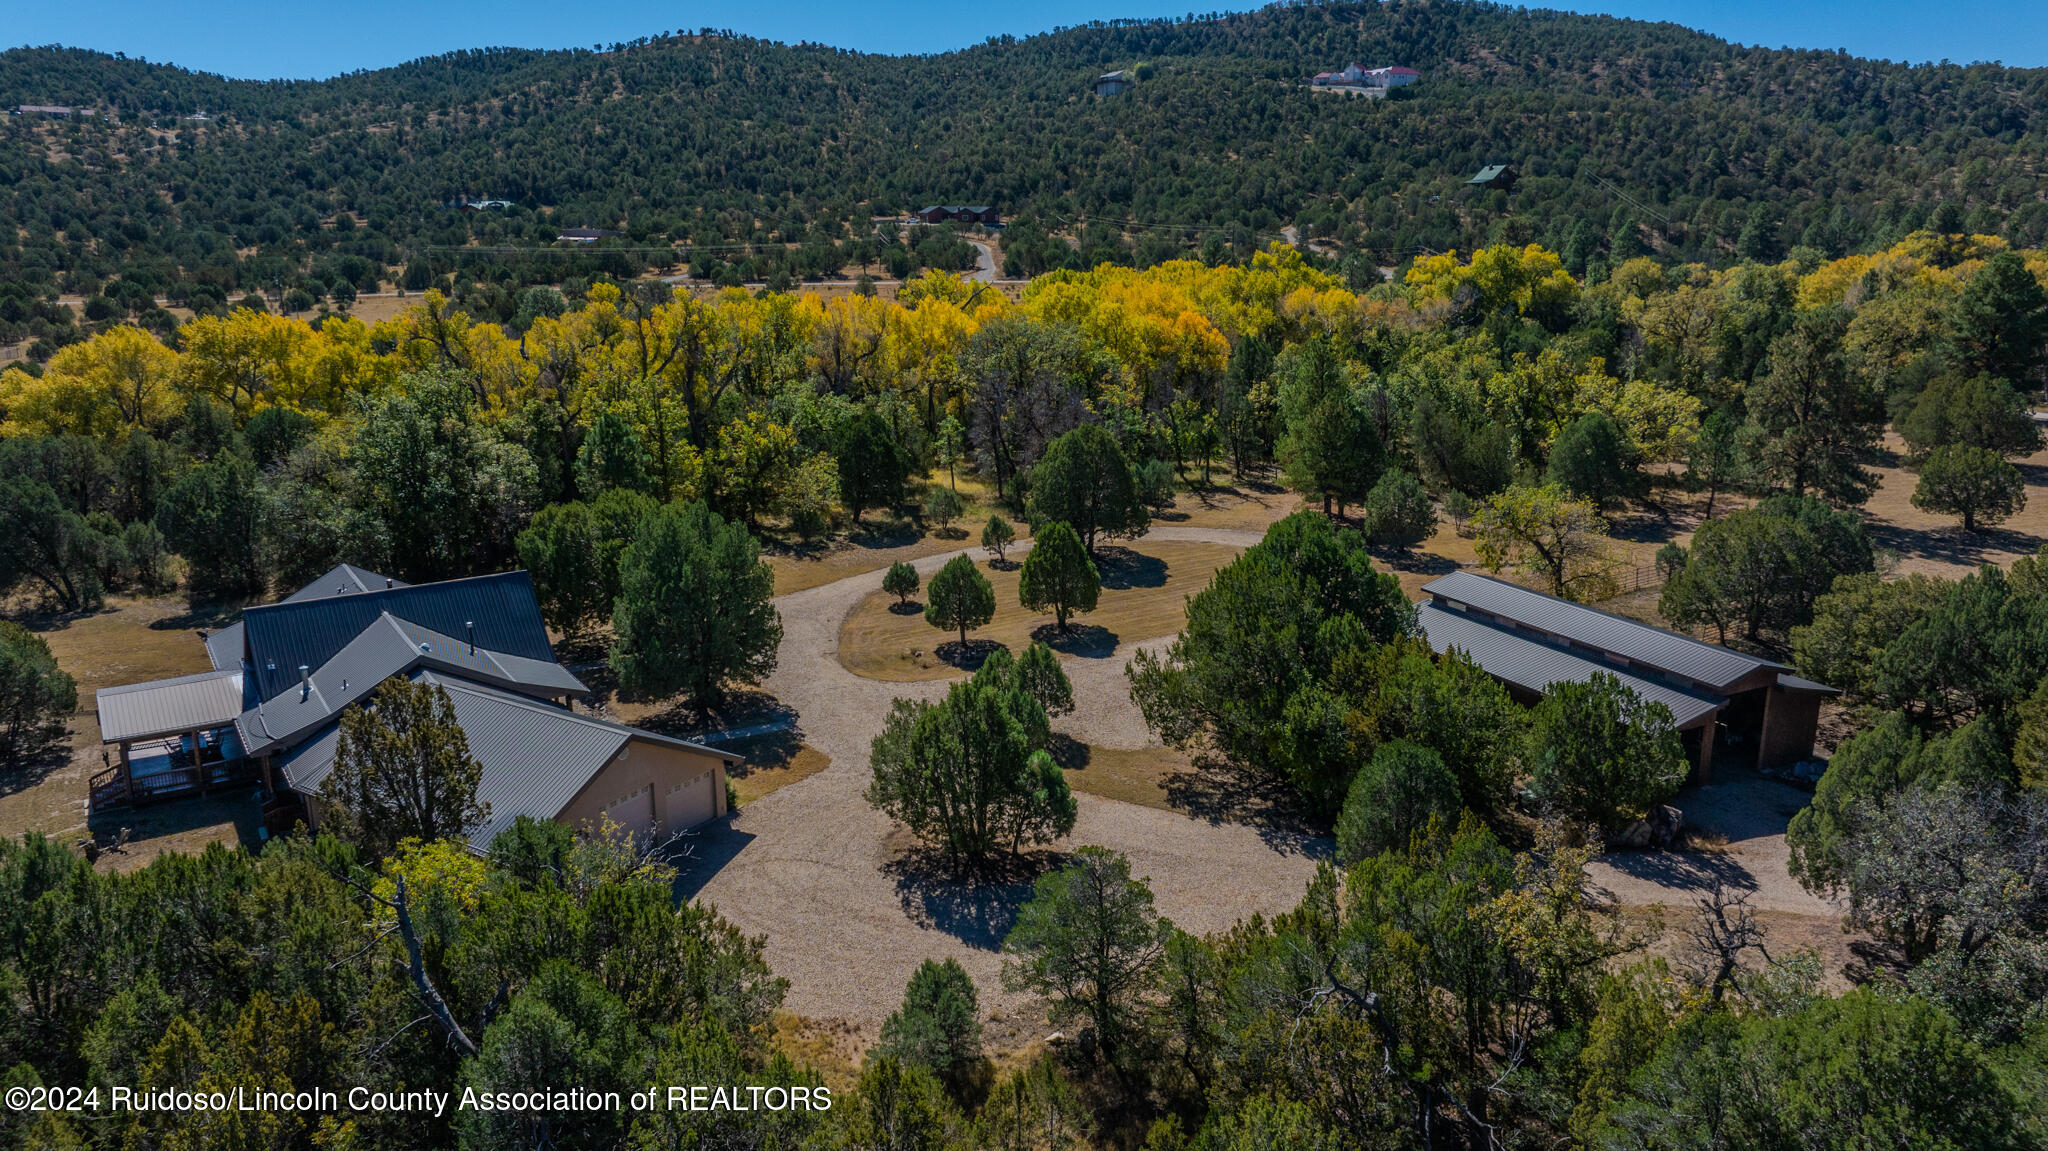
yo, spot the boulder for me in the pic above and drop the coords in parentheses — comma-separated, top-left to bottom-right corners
(1610, 803, 1685, 850)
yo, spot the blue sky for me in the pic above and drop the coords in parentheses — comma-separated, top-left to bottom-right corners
(7, 0, 2045, 79)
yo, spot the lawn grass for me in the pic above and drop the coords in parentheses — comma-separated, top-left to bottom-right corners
(837, 539, 1243, 681)
(720, 731, 834, 806)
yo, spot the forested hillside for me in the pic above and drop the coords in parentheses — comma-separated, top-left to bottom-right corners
(4, 0, 2048, 352)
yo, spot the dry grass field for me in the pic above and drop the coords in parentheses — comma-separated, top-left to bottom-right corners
(720, 732, 834, 806)
(837, 539, 1243, 681)
(1056, 742, 1192, 811)
(0, 593, 254, 867)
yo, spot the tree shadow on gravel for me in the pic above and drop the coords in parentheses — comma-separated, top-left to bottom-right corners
(1030, 622, 1118, 657)
(1162, 754, 1334, 859)
(1093, 547, 1166, 590)
(619, 688, 799, 741)
(936, 638, 1005, 671)
(884, 847, 1068, 950)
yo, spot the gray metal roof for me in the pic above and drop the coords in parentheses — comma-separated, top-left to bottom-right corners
(241, 570, 556, 704)
(1416, 603, 1725, 729)
(239, 611, 588, 756)
(204, 621, 245, 671)
(97, 669, 246, 743)
(1777, 672, 1840, 694)
(1424, 571, 1781, 691)
(281, 672, 734, 847)
(283, 564, 406, 603)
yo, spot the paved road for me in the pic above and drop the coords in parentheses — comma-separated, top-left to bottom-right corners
(682, 527, 1320, 1029)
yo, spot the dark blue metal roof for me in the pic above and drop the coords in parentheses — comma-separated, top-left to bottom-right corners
(240, 571, 555, 704)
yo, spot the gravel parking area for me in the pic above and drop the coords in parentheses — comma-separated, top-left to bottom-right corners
(682, 529, 1323, 1029)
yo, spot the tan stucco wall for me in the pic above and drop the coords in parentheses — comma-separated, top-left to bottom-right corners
(556, 738, 729, 838)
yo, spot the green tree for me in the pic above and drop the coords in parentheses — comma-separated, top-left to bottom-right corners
(1012, 641, 1075, 717)
(1028, 424, 1148, 556)
(1334, 740, 1461, 865)
(921, 484, 965, 533)
(1546, 411, 1645, 508)
(1610, 989, 2020, 1150)
(609, 500, 782, 710)
(838, 407, 913, 522)
(574, 408, 653, 497)
(1002, 846, 1171, 1065)
(154, 453, 265, 602)
(349, 370, 539, 582)
(981, 514, 1016, 564)
(1348, 640, 1525, 819)
(1659, 494, 1874, 643)
(1017, 521, 1099, 633)
(1129, 511, 1413, 811)
(0, 621, 77, 766)
(1362, 468, 1436, 551)
(1869, 564, 2048, 725)
(1913, 443, 2027, 532)
(1787, 711, 2012, 895)
(1745, 307, 1884, 505)
(1790, 572, 1950, 701)
(865, 665, 1075, 858)
(936, 414, 966, 490)
(1524, 672, 1687, 833)
(1470, 483, 1617, 601)
(923, 554, 995, 646)
(0, 476, 109, 612)
(1683, 403, 1751, 518)
(515, 489, 657, 635)
(1950, 250, 2048, 383)
(1277, 338, 1383, 516)
(318, 677, 489, 858)
(845, 1056, 956, 1151)
(883, 560, 921, 606)
(1899, 372, 2043, 460)
(876, 959, 984, 1092)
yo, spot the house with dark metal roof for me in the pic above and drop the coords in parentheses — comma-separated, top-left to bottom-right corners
(92, 564, 736, 847)
(1415, 571, 1836, 782)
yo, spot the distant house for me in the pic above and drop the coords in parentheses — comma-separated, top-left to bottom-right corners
(1311, 64, 1420, 91)
(91, 564, 737, 848)
(461, 198, 515, 211)
(1467, 163, 1520, 191)
(557, 226, 616, 243)
(13, 105, 76, 118)
(1093, 70, 1136, 96)
(1414, 572, 1836, 783)
(914, 205, 1000, 226)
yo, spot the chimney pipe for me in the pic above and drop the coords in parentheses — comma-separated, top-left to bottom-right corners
(466, 621, 475, 654)
(299, 665, 311, 700)
(385, 577, 393, 588)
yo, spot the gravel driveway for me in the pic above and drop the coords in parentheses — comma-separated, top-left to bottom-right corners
(682, 528, 1320, 1030)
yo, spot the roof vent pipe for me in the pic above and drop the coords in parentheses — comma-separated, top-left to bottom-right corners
(466, 621, 475, 655)
(298, 665, 311, 701)
(385, 578, 393, 588)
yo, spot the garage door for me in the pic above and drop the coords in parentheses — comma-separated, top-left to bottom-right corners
(602, 785, 656, 843)
(666, 770, 716, 829)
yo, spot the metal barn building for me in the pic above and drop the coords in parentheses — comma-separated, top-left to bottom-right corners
(1414, 571, 1836, 782)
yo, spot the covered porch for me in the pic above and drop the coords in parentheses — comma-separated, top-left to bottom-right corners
(93, 670, 262, 810)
